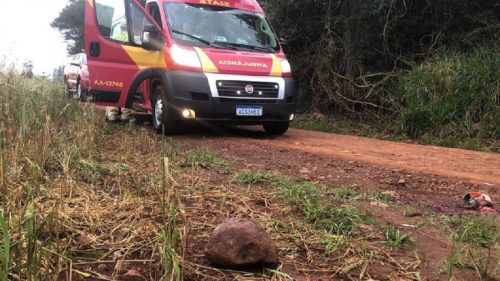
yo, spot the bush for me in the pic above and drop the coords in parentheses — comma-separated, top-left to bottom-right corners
(398, 48, 499, 146)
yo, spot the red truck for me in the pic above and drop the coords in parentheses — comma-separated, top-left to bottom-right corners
(84, 0, 296, 134)
(64, 53, 91, 101)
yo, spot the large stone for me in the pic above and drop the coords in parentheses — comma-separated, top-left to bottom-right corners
(206, 218, 279, 269)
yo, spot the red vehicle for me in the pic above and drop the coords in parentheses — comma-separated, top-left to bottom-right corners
(64, 53, 91, 101)
(84, 0, 296, 134)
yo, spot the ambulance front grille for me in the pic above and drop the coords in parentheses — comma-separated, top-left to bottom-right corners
(216, 80, 279, 98)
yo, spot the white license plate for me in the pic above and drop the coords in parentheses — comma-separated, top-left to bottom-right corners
(236, 106, 263, 116)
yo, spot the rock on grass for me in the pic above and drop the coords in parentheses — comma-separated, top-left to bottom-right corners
(206, 218, 279, 269)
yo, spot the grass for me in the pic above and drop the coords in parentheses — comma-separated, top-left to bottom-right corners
(399, 49, 499, 143)
(328, 185, 395, 203)
(0, 69, 448, 280)
(403, 205, 427, 217)
(292, 114, 401, 141)
(0, 70, 101, 279)
(442, 214, 498, 248)
(0, 69, 180, 279)
(293, 49, 500, 152)
(185, 148, 226, 167)
(438, 214, 499, 279)
(0, 211, 10, 281)
(269, 175, 371, 236)
(383, 226, 413, 248)
(234, 169, 265, 184)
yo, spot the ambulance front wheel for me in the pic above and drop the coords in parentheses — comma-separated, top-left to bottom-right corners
(263, 122, 289, 135)
(152, 84, 175, 134)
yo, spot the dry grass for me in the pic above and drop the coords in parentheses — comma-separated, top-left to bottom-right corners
(0, 70, 453, 280)
(0, 71, 172, 280)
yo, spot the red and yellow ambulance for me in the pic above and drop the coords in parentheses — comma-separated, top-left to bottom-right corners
(84, 0, 296, 134)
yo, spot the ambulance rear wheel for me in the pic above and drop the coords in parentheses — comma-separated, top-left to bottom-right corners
(152, 85, 175, 134)
(263, 122, 289, 135)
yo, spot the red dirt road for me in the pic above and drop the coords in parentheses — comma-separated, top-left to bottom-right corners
(257, 128, 500, 186)
(99, 103, 499, 187)
(176, 125, 499, 203)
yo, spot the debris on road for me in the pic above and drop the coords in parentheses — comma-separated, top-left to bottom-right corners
(206, 218, 279, 269)
(462, 192, 494, 212)
(381, 190, 400, 200)
(401, 224, 417, 228)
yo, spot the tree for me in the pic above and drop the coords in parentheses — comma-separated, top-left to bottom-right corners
(22, 60, 34, 78)
(52, 66, 65, 81)
(51, 0, 84, 55)
(261, 0, 500, 113)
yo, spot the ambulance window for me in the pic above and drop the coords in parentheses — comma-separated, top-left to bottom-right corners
(129, 2, 158, 45)
(73, 54, 81, 64)
(95, 0, 129, 43)
(148, 3, 163, 28)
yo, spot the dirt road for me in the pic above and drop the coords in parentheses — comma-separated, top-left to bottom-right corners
(99, 103, 498, 188)
(179, 126, 500, 186)
(263, 129, 499, 185)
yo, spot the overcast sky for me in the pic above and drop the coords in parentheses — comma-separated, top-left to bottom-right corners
(0, 0, 70, 76)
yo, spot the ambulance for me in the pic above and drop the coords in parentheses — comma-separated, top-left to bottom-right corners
(84, 0, 296, 134)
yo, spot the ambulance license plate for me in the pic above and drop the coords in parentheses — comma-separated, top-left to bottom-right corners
(236, 106, 263, 116)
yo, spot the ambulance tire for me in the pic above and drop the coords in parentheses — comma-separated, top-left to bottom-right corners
(263, 122, 289, 135)
(152, 84, 175, 134)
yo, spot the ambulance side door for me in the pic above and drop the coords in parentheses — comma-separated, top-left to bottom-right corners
(84, 0, 166, 107)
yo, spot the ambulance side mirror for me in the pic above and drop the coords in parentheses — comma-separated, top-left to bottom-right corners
(142, 24, 163, 51)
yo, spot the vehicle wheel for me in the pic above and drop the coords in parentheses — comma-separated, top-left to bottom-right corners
(152, 84, 175, 134)
(263, 122, 290, 135)
(64, 81, 71, 98)
(76, 80, 86, 102)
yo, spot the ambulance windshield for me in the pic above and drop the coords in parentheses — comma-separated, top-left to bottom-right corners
(164, 3, 279, 52)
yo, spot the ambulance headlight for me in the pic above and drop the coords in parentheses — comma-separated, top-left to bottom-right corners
(280, 59, 292, 75)
(171, 44, 201, 69)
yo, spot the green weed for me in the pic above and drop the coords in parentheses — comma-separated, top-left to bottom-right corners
(442, 215, 499, 247)
(321, 234, 348, 256)
(383, 226, 413, 248)
(186, 148, 226, 167)
(399, 48, 499, 150)
(0, 210, 10, 281)
(234, 170, 265, 184)
(443, 244, 499, 279)
(439, 215, 499, 279)
(266, 266, 294, 281)
(329, 186, 394, 203)
(270, 176, 370, 236)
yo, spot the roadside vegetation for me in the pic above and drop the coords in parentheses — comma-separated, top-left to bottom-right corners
(294, 49, 499, 151)
(0, 69, 182, 280)
(1, 69, 498, 280)
(261, 0, 499, 151)
(438, 215, 499, 279)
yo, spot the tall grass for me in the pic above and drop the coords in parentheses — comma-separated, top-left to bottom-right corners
(0, 68, 101, 279)
(399, 48, 499, 149)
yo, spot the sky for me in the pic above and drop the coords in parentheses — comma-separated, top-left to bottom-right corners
(0, 0, 71, 76)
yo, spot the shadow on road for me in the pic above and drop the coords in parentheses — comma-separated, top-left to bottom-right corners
(131, 113, 287, 140)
